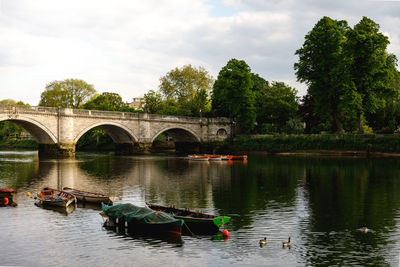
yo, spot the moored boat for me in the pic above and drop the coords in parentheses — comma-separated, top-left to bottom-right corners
(101, 203, 184, 236)
(0, 188, 17, 206)
(36, 187, 77, 208)
(206, 155, 222, 161)
(187, 155, 209, 161)
(147, 203, 231, 235)
(63, 187, 113, 205)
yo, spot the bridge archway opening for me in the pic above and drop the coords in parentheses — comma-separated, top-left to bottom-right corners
(151, 127, 201, 153)
(75, 123, 138, 155)
(0, 118, 57, 145)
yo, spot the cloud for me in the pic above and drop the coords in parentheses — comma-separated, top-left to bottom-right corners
(0, 0, 399, 104)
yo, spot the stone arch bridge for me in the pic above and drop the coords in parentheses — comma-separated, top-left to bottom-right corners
(0, 105, 231, 158)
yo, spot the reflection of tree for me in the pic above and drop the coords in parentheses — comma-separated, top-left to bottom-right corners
(0, 152, 39, 189)
(303, 157, 400, 266)
(211, 156, 302, 230)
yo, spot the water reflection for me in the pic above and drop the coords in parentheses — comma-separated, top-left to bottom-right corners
(1, 152, 400, 265)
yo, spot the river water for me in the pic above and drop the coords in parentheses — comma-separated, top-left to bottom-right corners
(1, 150, 400, 266)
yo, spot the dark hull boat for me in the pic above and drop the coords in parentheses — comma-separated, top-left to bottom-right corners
(63, 187, 113, 205)
(101, 203, 184, 236)
(147, 203, 231, 235)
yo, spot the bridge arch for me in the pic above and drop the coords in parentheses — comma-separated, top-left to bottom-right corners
(151, 126, 201, 143)
(73, 121, 139, 144)
(0, 115, 58, 144)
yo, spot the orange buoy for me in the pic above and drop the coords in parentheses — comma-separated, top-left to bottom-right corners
(4, 197, 9, 205)
(222, 229, 229, 237)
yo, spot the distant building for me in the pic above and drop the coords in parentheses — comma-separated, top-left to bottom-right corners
(127, 97, 145, 110)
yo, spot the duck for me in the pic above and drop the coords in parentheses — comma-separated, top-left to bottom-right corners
(282, 237, 291, 248)
(259, 237, 267, 246)
(360, 224, 369, 233)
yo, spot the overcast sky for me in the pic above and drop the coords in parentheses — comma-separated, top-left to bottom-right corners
(1, 0, 399, 105)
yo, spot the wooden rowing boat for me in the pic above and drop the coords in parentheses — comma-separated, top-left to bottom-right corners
(187, 155, 209, 161)
(36, 187, 76, 208)
(147, 203, 231, 235)
(63, 187, 113, 205)
(205, 155, 222, 161)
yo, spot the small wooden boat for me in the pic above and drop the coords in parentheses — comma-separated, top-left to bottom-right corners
(101, 203, 184, 236)
(221, 155, 233, 160)
(230, 155, 248, 160)
(188, 155, 209, 161)
(206, 155, 222, 161)
(147, 203, 231, 235)
(63, 187, 113, 205)
(0, 188, 17, 206)
(36, 187, 76, 208)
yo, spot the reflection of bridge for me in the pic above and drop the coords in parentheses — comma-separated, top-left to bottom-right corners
(0, 105, 231, 157)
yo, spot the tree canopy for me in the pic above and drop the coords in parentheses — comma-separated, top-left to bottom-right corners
(39, 79, 96, 108)
(294, 16, 351, 133)
(159, 65, 213, 116)
(212, 59, 256, 132)
(295, 16, 399, 133)
(83, 92, 133, 112)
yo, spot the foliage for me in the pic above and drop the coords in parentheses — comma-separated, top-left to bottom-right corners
(212, 59, 256, 132)
(294, 16, 352, 133)
(346, 17, 399, 132)
(221, 135, 400, 153)
(284, 118, 304, 134)
(83, 92, 135, 112)
(254, 81, 299, 132)
(39, 79, 96, 108)
(157, 65, 213, 116)
(76, 127, 114, 151)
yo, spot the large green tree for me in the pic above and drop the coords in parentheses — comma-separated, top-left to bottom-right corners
(294, 16, 353, 133)
(39, 79, 96, 108)
(212, 59, 256, 132)
(346, 17, 399, 132)
(159, 65, 213, 116)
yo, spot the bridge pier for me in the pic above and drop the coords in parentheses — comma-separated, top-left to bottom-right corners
(38, 143, 76, 158)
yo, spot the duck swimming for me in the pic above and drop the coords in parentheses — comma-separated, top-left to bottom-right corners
(259, 237, 267, 246)
(360, 224, 370, 233)
(282, 237, 291, 248)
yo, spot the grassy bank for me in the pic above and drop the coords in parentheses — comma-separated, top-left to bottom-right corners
(218, 134, 400, 154)
(0, 139, 38, 149)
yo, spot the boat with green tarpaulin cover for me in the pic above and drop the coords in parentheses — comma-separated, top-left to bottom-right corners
(146, 203, 231, 235)
(101, 203, 184, 236)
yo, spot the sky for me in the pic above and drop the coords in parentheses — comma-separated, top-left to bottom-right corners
(1, 0, 400, 105)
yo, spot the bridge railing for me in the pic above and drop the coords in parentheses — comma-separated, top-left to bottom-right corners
(1, 104, 231, 124)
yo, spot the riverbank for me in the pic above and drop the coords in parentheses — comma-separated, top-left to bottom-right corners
(217, 134, 400, 155)
(0, 139, 38, 149)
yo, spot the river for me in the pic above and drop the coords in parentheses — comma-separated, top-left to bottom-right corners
(1, 150, 400, 266)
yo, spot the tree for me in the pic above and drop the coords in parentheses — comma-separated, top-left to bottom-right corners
(159, 65, 213, 116)
(83, 92, 131, 111)
(346, 17, 399, 132)
(294, 16, 353, 133)
(39, 79, 96, 108)
(212, 59, 256, 132)
(255, 82, 299, 132)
